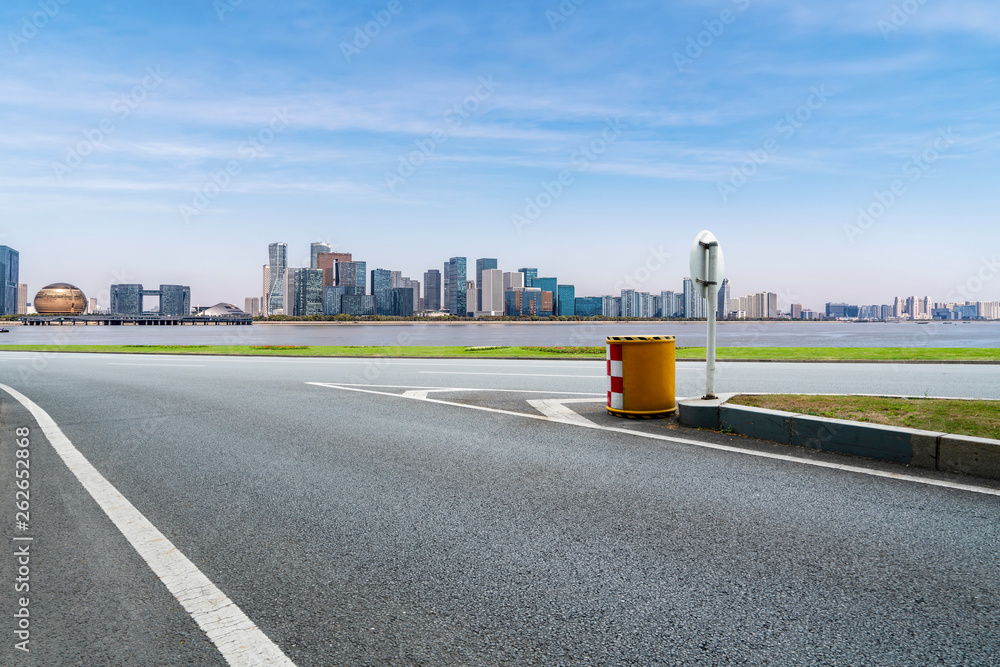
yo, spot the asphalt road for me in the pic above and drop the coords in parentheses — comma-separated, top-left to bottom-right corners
(1, 352, 998, 665)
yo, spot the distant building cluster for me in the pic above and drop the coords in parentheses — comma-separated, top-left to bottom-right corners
(248, 240, 1000, 321)
(3, 240, 999, 322)
(256, 240, 745, 319)
(822, 297, 1000, 321)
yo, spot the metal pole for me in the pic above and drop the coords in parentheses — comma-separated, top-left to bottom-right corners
(705, 243, 719, 399)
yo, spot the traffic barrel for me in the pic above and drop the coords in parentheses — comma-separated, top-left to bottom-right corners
(606, 335, 677, 418)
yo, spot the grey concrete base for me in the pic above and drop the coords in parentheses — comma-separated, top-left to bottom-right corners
(677, 394, 736, 430)
(720, 404, 793, 445)
(939, 434, 1000, 479)
(679, 395, 1000, 481)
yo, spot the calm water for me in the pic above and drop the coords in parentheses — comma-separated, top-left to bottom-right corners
(4, 321, 1000, 348)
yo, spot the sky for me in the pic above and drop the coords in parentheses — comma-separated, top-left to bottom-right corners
(2, 0, 998, 312)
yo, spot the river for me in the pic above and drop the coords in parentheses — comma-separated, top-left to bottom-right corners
(4, 320, 1000, 348)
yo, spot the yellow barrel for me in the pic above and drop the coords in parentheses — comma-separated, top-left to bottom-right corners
(606, 335, 676, 418)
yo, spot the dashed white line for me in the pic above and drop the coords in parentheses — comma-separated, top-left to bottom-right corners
(0, 383, 295, 666)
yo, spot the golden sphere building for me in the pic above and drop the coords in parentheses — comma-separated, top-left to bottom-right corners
(33, 283, 87, 315)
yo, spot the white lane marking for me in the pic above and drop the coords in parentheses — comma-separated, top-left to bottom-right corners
(0, 383, 295, 666)
(108, 363, 206, 367)
(419, 371, 605, 378)
(308, 383, 1000, 498)
(332, 383, 603, 396)
(527, 398, 603, 427)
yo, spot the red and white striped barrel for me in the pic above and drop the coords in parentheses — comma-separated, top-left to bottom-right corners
(607, 341, 623, 410)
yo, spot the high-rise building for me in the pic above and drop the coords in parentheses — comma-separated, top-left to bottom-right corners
(660, 290, 682, 318)
(400, 277, 421, 312)
(445, 257, 467, 316)
(603, 295, 621, 317)
(383, 288, 415, 317)
(479, 269, 503, 315)
(110, 284, 143, 315)
(317, 252, 352, 287)
(731, 292, 778, 319)
(683, 278, 707, 319)
(620, 289, 638, 317)
(475, 258, 498, 311)
(503, 271, 524, 291)
(17, 283, 28, 315)
(323, 285, 364, 316)
(575, 296, 602, 317)
(283, 268, 323, 317)
(87, 297, 98, 314)
(159, 285, 191, 316)
(518, 267, 538, 288)
(717, 278, 730, 320)
(0, 246, 19, 316)
(505, 287, 542, 316)
(424, 269, 441, 311)
(465, 281, 476, 318)
(310, 242, 332, 269)
(825, 302, 860, 319)
(244, 297, 261, 317)
(336, 261, 366, 292)
(341, 293, 376, 316)
(557, 285, 575, 316)
(265, 242, 287, 315)
(790, 303, 803, 319)
(534, 277, 557, 312)
(371, 268, 394, 315)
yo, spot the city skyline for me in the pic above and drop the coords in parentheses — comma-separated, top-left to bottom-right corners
(2, 2, 998, 309)
(7, 235, 999, 317)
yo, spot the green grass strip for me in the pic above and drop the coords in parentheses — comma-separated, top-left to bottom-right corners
(0, 345, 998, 361)
(729, 394, 1000, 440)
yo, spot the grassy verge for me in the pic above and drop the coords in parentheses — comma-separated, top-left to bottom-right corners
(0, 345, 998, 361)
(675, 347, 1000, 361)
(729, 394, 1000, 440)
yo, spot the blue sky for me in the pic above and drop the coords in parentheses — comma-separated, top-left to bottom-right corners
(2, 0, 998, 310)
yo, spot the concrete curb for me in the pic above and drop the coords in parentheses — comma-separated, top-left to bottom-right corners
(678, 396, 1000, 481)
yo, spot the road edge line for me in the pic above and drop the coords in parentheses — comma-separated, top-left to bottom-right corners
(0, 383, 296, 666)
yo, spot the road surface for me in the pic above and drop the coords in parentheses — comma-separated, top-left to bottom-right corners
(1, 352, 998, 665)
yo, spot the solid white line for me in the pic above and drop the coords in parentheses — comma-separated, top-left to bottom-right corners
(0, 383, 295, 666)
(326, 383, 604, 396)
(418, 371, 605, 378)
(108, 363, 206, 367)
(309, 383, 1000, 498)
